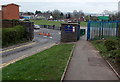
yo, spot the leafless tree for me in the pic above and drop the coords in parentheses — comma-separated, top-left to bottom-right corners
(52, 10, 61, 20)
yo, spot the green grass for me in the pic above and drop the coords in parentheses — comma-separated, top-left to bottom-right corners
(30, 20, 88, 27)
(30, 20, 65, 26)
(2, 44, 74, 80)
(91, 38, 120, 74)
(80, 22, 87, 27)
(91, 40, 107, 55)
(91, 37, 119, 57)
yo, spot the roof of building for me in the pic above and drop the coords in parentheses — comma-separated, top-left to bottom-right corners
(2, 3, 20, 7)
(36, 13, 51, 18)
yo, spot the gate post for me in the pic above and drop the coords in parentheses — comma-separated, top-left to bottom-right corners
(87, 21, 90, 40)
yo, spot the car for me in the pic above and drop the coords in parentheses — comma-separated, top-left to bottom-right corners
(34, 25, 40, 29)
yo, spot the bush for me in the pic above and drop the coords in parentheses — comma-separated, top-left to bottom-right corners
(2, 25, 27, 47)
(115, 49, 120, 65)
(104, 39, 120, 65)
(118, 23, 120, 38)
(104, 40, 117, 51)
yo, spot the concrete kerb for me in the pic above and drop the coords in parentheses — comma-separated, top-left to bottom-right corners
(106, 60, 120, 79)
(60, 43, 75, 82)
(102, 56, 120, 79)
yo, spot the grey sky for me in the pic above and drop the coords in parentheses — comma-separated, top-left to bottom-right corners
(0, 0, 120, 13)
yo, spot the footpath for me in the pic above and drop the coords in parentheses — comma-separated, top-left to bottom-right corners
(64, 36, 119, 80)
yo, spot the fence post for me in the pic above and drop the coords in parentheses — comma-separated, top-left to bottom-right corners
(87, 21, 90, 40)
(101, 21, 104, 39)
(116, 21, 119, 37)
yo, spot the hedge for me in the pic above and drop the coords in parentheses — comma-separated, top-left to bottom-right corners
(2, 25, 28, 47)
(104, 38, 120, 65)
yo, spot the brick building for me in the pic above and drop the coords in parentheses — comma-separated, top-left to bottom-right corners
(1, 3, 20, 20)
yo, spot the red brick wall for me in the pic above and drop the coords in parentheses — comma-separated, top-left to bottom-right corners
(2, 4, 19, 20)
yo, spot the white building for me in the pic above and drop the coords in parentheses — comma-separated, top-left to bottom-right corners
(118, 1, 120, 12)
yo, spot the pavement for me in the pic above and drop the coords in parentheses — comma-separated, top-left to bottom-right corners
(1, 28, 61, 67)
(64, 35, 119, 80)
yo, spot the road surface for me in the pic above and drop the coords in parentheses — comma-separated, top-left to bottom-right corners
(1, 28, 61, 67)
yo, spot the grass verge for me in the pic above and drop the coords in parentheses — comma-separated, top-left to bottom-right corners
(30, 20, 87, 27)
(80, 22, 87, 27)
(30, 20, 65, 26)
(2, 44, 74, 80)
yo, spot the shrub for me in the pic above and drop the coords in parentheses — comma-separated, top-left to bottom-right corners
(104, 39, 120, 65)
(115, 49, 120, 65)
(118, 23, 120, 38)
(2, 25, 27, 47)
(104, 40, 117, 51)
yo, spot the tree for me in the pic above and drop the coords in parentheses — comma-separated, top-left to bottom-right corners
(23, 12, 34, 15)
(60, 12, 64, 19)
(110, 12, 120, 20)
(66, 13, 72, 19)
(79, 10, 84, 17)
(27, 12, 34, 15)
(73, 10, 85, 19)
(35, 10, 42, 14)
(73, 10, 79, 18)
(84, 15, 90, 22)
(52, 10, 61, 20)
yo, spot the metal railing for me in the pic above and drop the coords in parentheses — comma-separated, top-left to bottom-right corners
(87, 21, 120, 40)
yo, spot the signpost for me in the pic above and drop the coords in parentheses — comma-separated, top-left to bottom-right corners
(98, 16, 109, 20)
(64, 25, 75, 32)
(64, 25, 73, 32)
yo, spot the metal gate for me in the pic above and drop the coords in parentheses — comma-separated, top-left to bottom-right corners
(87, 21, 119, 40)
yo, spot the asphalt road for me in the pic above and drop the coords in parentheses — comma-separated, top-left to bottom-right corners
(1, 28, 61, 66)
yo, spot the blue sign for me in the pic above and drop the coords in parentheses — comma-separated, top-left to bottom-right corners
(64, 25, 73, 32)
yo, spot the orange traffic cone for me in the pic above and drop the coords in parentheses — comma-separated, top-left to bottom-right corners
(43, 33, 47, 36)
(47, 33, 51, 36)
(39, 32, 43, 35)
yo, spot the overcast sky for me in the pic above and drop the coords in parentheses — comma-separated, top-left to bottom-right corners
(0, 0, 120, 13)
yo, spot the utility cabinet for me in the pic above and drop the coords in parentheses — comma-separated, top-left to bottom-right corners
(61, 23, 80, 42)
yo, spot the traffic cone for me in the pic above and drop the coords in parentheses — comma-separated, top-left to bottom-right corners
(47, 33, 51, 36)
(44, 33, 47, 36)
(39, 32, 43, 35)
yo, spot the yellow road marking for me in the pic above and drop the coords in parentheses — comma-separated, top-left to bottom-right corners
(0, 42, 36, 53)
(0, 43, 56, 68)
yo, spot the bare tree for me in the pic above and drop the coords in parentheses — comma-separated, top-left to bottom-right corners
(73, 10, 84, 19)
(79, 10, 84, 17)
(66, 12, 72, 19)
(52, 10, 61, 20)
(73, 10, 79, 18)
